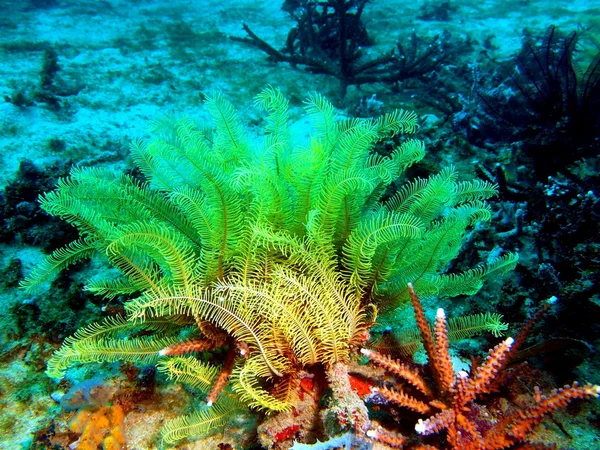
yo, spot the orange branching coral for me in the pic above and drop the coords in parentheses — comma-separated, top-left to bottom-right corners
(432, 308, 454, 393)
(207, 339, 239, 406)
(68, 404, 126, 450)
(367, 426, 407, 448)
(158, 338, 217, 356)
(362, 284, 600, 449)
(480, 383, 600, 449)
(360, 348, 432, 398)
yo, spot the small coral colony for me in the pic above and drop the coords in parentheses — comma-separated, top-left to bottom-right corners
(23, 86, 599, 449)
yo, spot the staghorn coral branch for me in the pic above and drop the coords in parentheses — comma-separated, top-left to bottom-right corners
(365, 285, 600, 449)
(464, 337, 514, 404)
(366, 426, 407, 448)
(506, 383, 600, 443)
(158, 338, 217, 356)
(409, 284, 455, 395)
(408, 283, 441, 383)
(433, 308, 455, 393)
(481, 383, 600, 449)
(360, 348, 432, 397)
(415, 409, 454, 435)
(206, 338, 239, 407)
(452, 412, 483, 448)
(452, 370, 471, 413)
(374, 385, 432, 414)
(408, 283, 434, 353)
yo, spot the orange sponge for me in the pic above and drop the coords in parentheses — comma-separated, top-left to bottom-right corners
(108, 404, 125, 428)
(67, 404, 126, 450)
(102, 435, 123, 450)
(68, 410, 92, 433)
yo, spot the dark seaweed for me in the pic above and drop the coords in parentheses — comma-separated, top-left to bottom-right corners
(479, 26, 600, 180)
(232, 0, 465, 97)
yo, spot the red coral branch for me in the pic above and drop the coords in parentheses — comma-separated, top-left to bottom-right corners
(360, 348, 431, 396)
(366, 426, 407, 448)
(158, 338, 217, 356)
(362, 284, 600, 450)
(207, 340, 238, 406)
(433, 308, 454, 393)
(463, 337, 514, 404)
(483, 383, 600, 449)
(375, 385, 432, 414)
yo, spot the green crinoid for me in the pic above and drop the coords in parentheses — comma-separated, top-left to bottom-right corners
(23, 87, 516, 444)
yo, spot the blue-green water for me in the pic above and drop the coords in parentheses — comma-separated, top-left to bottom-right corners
(1, 1, 599, 449)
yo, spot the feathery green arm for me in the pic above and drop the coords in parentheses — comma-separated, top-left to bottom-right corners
(106, 221, 197, 294)
(304, 93, 337, 150)
(158, 356, 220, 392)
(205, 91, 249, 165)
(372, 109, 419, 137)
(344, 210, 425, 291)
(232, 357, 292, 412)
(161, 395, 247, 444)
(20, 236, 99, 291)
(254, 86, 290, 174)
(46, 316, 180, 379)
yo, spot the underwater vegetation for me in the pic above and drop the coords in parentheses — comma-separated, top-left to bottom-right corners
(4, 42, 84, 115)
(460, 25, 600, 374)
(233, 0, 467, 97)
(22, 87, 532, 447)
(478, 25, 600, 181)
